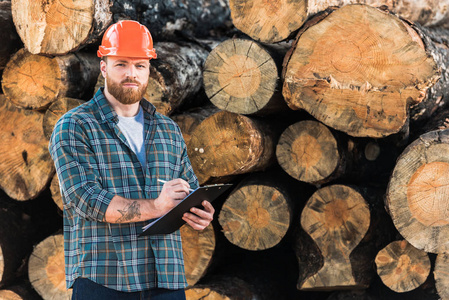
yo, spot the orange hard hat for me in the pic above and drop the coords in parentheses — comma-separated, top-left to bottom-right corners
(97, 20, 157, 59)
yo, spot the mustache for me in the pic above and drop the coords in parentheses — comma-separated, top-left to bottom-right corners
(121, 79, 140, 85)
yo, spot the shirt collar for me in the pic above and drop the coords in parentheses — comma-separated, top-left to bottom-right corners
(93, 88, 156, 123)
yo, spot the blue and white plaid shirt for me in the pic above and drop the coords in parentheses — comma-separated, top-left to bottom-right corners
(49, 89, 198, 292)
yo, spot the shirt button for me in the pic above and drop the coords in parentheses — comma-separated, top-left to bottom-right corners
(151, 240, 156, 245)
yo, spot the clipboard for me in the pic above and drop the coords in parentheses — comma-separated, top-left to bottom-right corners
(139, 183, 233, 236)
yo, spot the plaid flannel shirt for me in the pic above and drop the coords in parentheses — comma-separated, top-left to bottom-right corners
(48, 89, 198, 292)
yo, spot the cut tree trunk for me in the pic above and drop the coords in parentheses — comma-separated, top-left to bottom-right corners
(43, 97, 85, 140)
(0, 200, 34, 288)
(307, 0, 449, 28)
(110, 0, 231, 42)
(0, 282, 41, 300)
(218, 172, 296, 251)
(94, 41, 212, 116)
(229, 0, 307, 43)
(0, 1, 22, 71)
(2, 49, 99, 110)
(203, 38, 288, 115)
(0, 95, 54, 201)
(229, 0, 449, 44)
(28, 234, 71, 300)
(276, 120, 400, 186)
(282, 4, 440, 138)
(187, 111, 280, 179)
(296, 184, 393, 290)
(181, 223, 216, 287)
(276, 120, 347, 185)
(386, 128, 449, 253)
(375, 240, 431, 293)
(11, 0, 112, 55)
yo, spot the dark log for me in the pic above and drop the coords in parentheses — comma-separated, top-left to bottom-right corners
(375, 240, 431, 293)
(111, 0, 231, 42)
(203, 38, 289, 115)
(0, 95, 54, 200)
(2, 49, 99, 110)
(282, 4, 440, 138)
(11, 0, 112, 55)
(0, 200, 33, 288)
(0, 1, 22, 72)
(386, 128, 449, 253)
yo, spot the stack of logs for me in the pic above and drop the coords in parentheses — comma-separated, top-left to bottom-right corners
(1, 0, 449, 299)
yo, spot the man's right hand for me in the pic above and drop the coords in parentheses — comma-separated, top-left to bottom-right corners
(152, 178, 191, 217)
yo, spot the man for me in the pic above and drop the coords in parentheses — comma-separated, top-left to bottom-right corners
(49, 20, 214, 300)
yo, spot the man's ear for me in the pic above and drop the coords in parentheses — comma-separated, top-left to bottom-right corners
(100, 60, 107, 78)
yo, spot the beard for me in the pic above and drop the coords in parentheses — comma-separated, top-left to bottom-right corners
(106, 76, 148, 105)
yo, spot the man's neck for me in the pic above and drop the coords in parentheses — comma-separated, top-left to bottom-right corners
(104, 88, 140, 117)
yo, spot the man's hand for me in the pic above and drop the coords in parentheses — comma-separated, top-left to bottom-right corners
(153, 179, 191, 217)
(182, 200, 215, 231)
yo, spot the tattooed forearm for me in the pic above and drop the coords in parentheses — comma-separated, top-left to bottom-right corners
(116, 201, 141, 223)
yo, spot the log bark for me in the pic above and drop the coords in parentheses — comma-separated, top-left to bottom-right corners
(181, 223, 216, 287)
(94, 41, 212, 116)
(282, 4, 440, 138)
(111, 0, 231, 42)
(296, 184, 393, 290)
(10, 0, 112, 55)
(386, 128, 449, 253)
(203, 38, 289, 115)
(218, 172, 296, 251)
(28, 234, 71, 300)
(2, 49, 99, 110)
(43, 97, 85, 140)
(0, 95, 54, 200)
(0, 1, 22, 71)
(229, 0, 449, 44)
(187, 111, 280, 179)
(435, 253, 449, 300)
(0, 200, 33, 288)
(375, 240, 431, 293)
(409, 25, 449, 125)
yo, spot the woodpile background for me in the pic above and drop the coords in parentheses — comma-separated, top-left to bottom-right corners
(1, 0, 449, 299)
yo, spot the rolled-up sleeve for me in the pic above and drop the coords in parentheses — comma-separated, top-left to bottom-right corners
(49, 117, 114, 222)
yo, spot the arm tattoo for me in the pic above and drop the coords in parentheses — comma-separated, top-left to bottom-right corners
(116, 201, 141, 223)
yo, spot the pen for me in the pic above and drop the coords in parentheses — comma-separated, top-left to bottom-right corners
(157, 179, 194, 192)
